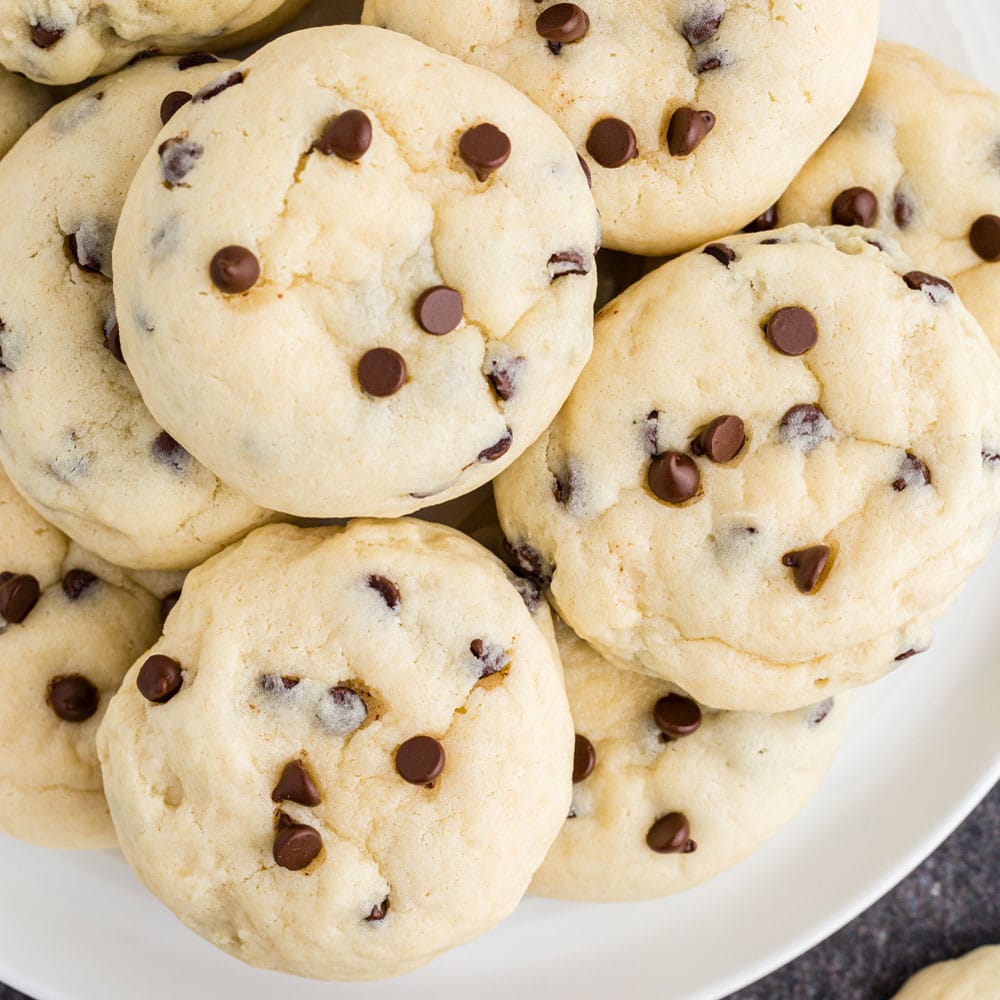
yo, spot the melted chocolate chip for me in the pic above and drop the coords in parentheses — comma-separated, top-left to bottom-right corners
(368, 574, 400, 610)
(159, 136, 203, 186)
(271, 760, 321, 807)
(316, 109, 373, 161)
(486, 355, 524, 401)
(892, 453, 931, 492)
(193, 71, 243, 103)
(586, 118, 638, 168)
(319, 686, 368, 735)
(903, 271, 954, 298)
(273, 821, 322, 871)
(479, 427, 513, 463)
(415, 286, 463, 334)
(648, 452, 700, 504)
(396, 736, 445, 786)
(682, 9, 723, 45)
(696, 55, 723, 74)
(160, 590, 181, 623)
(152, 431, 190, 472)
(646, 812, 697, 854)
(137, 654, 184, 703)
(470, 638, 508, 678)
(61, 569, 97, 600)
(654, 694, 702, 738)
(893, 193, 914, 229)
(67, 227, 109, 275)
(210, 245, 259, 294)
(573, 734, 595, 782)
(703, 243, 736, 267)
(365, 898, 390, 922)
(177, 52, 219, 70)
(0, 574, 39, 623)
(970, 214, 1000, 261)
(743, 204, 779, 233)
(502, 539, 551, 585)
(536, 4, 590, 43)
(831, 187, 878, 227)
(548, 250, 591, 279)
(103, 318, 125, 364)
(765, 307, 818, 356)
(459, 123, 511, 181)
(159, 91, 191, 125)
(358, 348, 406, 397)
(667, 107, 715, 156)
(49, 675, 99, 722)
(691, 415, 745, 463)
(31, 21, 64, 48)
(782, 545, 831, 594)
(778, 404, 831, 452)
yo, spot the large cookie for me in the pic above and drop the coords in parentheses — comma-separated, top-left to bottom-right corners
(0, 65, 52, 159)
(0, 466, 162, 850)
(0, 57, 274, 570)
(495, 225, 1000, 711)
(779, 42, 1000, 353)
(892, 946, 1000, 1000)
(531, 621, 845, 901)
(0, 0, 308, 84)
(97, 519, 574, 981)
(361, 0, 879, 255)
(112, 25, 598, 519)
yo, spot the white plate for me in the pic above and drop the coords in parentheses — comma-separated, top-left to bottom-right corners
(2, 2, 999, 998)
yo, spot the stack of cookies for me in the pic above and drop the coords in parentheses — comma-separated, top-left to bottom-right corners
(0, 0, 997, 985)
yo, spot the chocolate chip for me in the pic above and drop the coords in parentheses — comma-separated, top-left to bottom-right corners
(177, 52, 219, 70)
(103, 318, 125, 364)
(502, 539, 551, 585)
(782, 545, 831, 594)
(365, 897, 390, 922)
(160, 590, 181, 623)
(552, 464, 577, 506)
(831, 187, 878, 227)
(691, 415, 745, 463)
(415, 286, 463, 334)
(316, 109, 373, 161)
(654, 694, 702, 738)
(894, 193, 914, 229)
(159, 91, 191, 125)
(152, 431, 190, 472)
(31, 21, 64, 48)
(667, 107, 715, 156)
(271, 760, 321, 807)
(703, 243, 736, 267)
(478, 427, 513, 463)
(903, 271, 954, 298)
(262, 674, 300, 692)
(577, 153, 592, 188)
(49, 675, 98, 722)
(894, 647, 926, 662)
(644, 410, 660, 455)
(806, 698, 833, 726)
(648, 452, 700, 504)
(682, 9, 722, 45)
(193, 71, 243, 103)
(396, 736, 445, 786)
(319, 686, 368, 735)
(210, 245, 260, 294)
(357, 348, 406, 397)
(486, 355, 524, 401)
(459, 123, 511, 181)
(743, 204, 779, 233)
(586, 118, 638, 168)
(572, 734, 595, 782)
(892, 453, 931, 492)
(970, 214, 1000, 261)
(62, 569, 97, 600)
(765, 307, 818, 356)
(0, 574, 39, 623)
(273, 821, 323, 871)
(470, 638, 508, 678)
(67, 227, 109, 275)
(778, 404, 831, 452)
(536, 4, 590, 43)
(696, 55, 723, 74)
(159, 137, 203, 186)
(513, 576, 543, 612)
(548, 250, 591, 279)
(137, 654, 184, 703)
(368, 574, 400, 610)
(646, 812, 697, 854)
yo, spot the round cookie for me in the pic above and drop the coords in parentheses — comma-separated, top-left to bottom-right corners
(0, 0, 308, 85)
(112, 25, 599, 519)
(0, 66, 52, 159)
(495, 225, 1000, 712)
(0, 466, 162, 850)
(97, 518, 574, 981)
(531, 621, 845, 901)
(361, 0, 879, 256)
(0, 57, 274, 570)
(779, 42, 1000, 354)
(892, 946, 1000, 1000)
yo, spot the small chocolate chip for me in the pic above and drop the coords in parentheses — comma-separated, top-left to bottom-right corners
(396, 736, 445, 786)
(136, 654, 183, 703)
(682, 10, 723, 45)
(177, 52, 219, 70)
(691, 415, 745, 463)
(586, 118, 638, 168)
(779, 404, 831, 452)
(970, 214, 1000, 261)
(262, 674, 300, 692)
(743, 204, 779, 233)
(152, 431, 190, 472)
(49, 675, 99, 722)
(766, 307, 818, 356)
(103, 318, 125, 364)
(478, 427, 513, 463)
(160, 590, 181, 623)
(159, 91, 191, 125)
(210, 245, 259, 294)
(577, 153, 592, 188)
(486, 355, 524, 401)
(368, 574, 400, 610)
(459, 123, 511, 181)
(696, 55, 723, 73)
(648, 452, 700, 504)
(903, 271, 954, 298)
(572, 733, 596, 782)
(415, 286, 463, 334)
(552, 464, 577, 506)
(894, 193, 914, 229)
(67, 231, 105, 275)
(193, 71, 243, 103)
(647, 812, 697, 854)
(654, 694, 702, 738)
(470, 638, 508, 678)
(316, 109, 373, 161)
(548, 250, 591, 279)
(0, 574, 40, 623)
(703, 243, 736, 267)
(806, 698, 834, 726)
(31, 21, 64, 48)
(892, 453, 931, 492)
(894, 647, 926, 662)
(782, 545, 831, 594)
(644, 410, 660, 455)
(667, 107, 715, 156)
(365, 898, 390, 922)
(159, 136, 203, 186)
(831, 187, 878, 227)
(358, 348, 406, 397)
(273, 821, 322, 871)
(61, 569, 97, 600)
(502, 539, 551, 585)
(536, 4, 590, 42)
(319, 686, 368, 735)
(271, 760, 321, 807)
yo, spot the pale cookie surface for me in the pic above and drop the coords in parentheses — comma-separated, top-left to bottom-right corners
(362, 0, 878, 255)
(98, 519, 574, 981)
(0, 0, 307, 84)
(113, 25, 598, 519)
(779, 42, 1000, 354)
(892, 946, 1000, 1000)
(0, 65, 52, 158)
(531, 622, 845, 901)
(0, 467, 161, 850)
(0, 57, 274, 570)
(495, 225, 1000, 712)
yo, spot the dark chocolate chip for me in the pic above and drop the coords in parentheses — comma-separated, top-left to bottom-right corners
(152, 431, 190, 472)
(368, 574, 400, 610)
(316, 109, 373, 161)
(273, 821, 322, 871)
(0, 574, 39, 623)
(696, 55, 723, 73)
(31, 21, 64, 48)
(486, 355, 524, 401)
(502, 539, 551, 585)
(49, 675, 98, 722)
(586, 118, 638, 168)
(893, 193, 914, 229)
(320, 686, 369, 735)
(358, 348, 407, 397)
(103, 318, 125, 364)
(159, 91, 191, 125)
(691, 415, 745, 463)
(548, 250, 591, 279)
(577, 153, 592, 188)
(653, 694, 702, 738)
(572, 733, 596, 782)
(682, 10, 723, 45)
(365, 898, 390, 922)
(262, 674, 300, 692)
(703, 243, 736, 267)
(210, 245, 259, 294)
(552, 464, 577, 506)
(646, 812, 697, 853)
(806, 698, 833, 726)
(67, 231, 105, 274)
(743, 204, 779, 233)
(478, 427, 513, 463)
(415, 286, 463, 334)
(193, 71, 243, 103)
(536, 4, 590, 42)
(459, 123, 511, 181)
(159, 136, 203, 186)
(970, 214, 1000, 261)
(765, 307, 818, 356)
(61, 569, 97, 600)
(782, 545, 831, 594)
(667, 107, 715, 156)
(831, 187, 878, 227)
(778, 404, 831, 452)
(271, 760, 322, 807)
(894, 647, 926, 662)
(903, 271, 954, 297)
(470, 638, 508, 678)
(547, 41, 563, 55)
(177, 52, 219, 70)
(892, 452, 931, 492)
(137, 654, 183, 703)
(396, 736, 445, 786)
(160, 590, 181, 623)
(648, 452, 700, 504)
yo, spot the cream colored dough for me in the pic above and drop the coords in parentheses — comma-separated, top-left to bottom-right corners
(0, 64, 51, 157)
(892, 946, 1000, 1000)
(495, 225, 1000, 711)
(362, 0, 879, 255)
(780, 42, 1000, 354)
(98, 519, 574, 981)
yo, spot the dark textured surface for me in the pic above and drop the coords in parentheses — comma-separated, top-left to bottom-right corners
(0, 783, 996, 1000)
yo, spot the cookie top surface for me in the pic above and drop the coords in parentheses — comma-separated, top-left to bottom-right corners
(0, 66, 53, 159)
(892, 946, 1000, 1000)
(0, 0, 307, 84)
(0, 57, 274, 571)
(779, 42, 1000, 353)
(531, 621, 845, 901)
(97, 518, 574, 981)
(0, 466, 161, 849)
(362, 0, 879, 255)
(112, 25, 598, 519)
(495, 225, 1000, 711)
